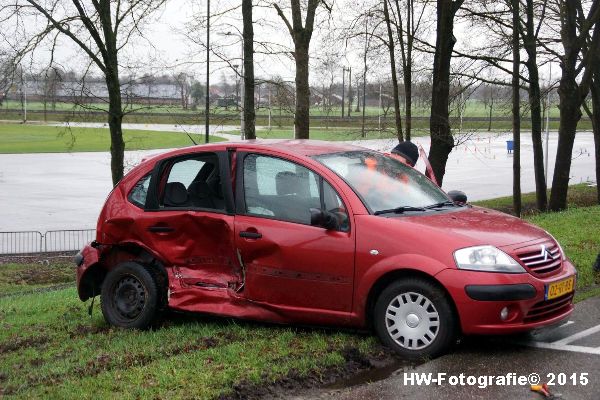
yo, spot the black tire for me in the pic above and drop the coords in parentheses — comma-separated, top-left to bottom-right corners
(373, 278, 458, 359)
(101, 262, 164, 329)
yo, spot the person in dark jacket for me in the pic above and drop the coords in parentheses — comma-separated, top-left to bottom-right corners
(391, 141, 419, 167)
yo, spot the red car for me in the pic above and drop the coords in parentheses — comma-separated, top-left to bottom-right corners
(75, 140, 576, 358)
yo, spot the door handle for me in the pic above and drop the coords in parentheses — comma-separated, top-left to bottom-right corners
(239, 231, 262, 239)
(148, 225, 175, 233)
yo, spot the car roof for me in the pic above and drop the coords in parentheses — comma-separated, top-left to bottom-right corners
(153, 139, 369, 160)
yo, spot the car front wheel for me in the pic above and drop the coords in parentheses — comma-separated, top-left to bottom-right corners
(374, 278, 457, 359)
(101, 262, 163, 329)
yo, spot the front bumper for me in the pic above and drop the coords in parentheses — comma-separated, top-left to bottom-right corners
(435, 259, 576, 335)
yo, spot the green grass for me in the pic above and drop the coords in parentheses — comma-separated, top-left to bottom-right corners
(526, 206, 600, 289)
(3, 99, 589, 131)
(0, 99, 563, 118)
(0, 123, 224, 153)
(0, 262, 74, 295)
(472, 184, 598, 216)
(0, 285, 378, 398)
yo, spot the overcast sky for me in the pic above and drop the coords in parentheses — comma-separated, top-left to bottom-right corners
(9, 0, 558, 87)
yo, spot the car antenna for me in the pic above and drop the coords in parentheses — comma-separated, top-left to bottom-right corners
(187, 133, 198, 146)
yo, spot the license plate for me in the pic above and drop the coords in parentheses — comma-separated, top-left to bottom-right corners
(545, 276, 575, 300)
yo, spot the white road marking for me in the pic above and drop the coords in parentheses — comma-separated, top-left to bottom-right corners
(558, 320, 575, 328)
(552, 324, 600, 346)
(520, 323, 600, 355)
(525, 341, 600, 355)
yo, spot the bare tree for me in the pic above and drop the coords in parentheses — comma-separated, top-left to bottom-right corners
(584, 72, 600, 204)
(174, 72, 192, 110)
(428, 0, 465, 185)
(390, 0, 427, 141)
(242, 0, 256, 139)
(457, 0, 550, 211)
(511, 0, 522, 217)
(549, 0, 600, 210)
(382, 0, 404, 141)
(42, 66, 63, 120)
(2, 0, 167, 185)
(274, 0, 332, 139)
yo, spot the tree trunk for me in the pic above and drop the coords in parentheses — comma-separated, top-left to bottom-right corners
(512, 0, 521, 217)
(549, 0, 600, 210)
(294, 40, 310, 139)
(405, 71, 412, 141)
(106, 73, 125, 186)
(383, 0, 404, 142)
(587, 73, 600, 204)
(488, 94, 493, 131)
(549, 70, 581, 211)
(347, 67, 352, 117)
(524, 0, 547, 211)
(242, 0, 256, 139)
(428, 0, 462, 185)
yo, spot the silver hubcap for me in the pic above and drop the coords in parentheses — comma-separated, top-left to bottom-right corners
(385, 292, 440, 350)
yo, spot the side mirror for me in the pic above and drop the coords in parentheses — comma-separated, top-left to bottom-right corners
(310, 208, 340, 230)
(448, 190, 467, 204)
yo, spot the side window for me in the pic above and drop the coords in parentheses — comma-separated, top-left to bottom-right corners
(323, 181, 350, 232)
(244, 154, 320, 224)
(160, 154, 225, 210)
(128, 174, 151, 208)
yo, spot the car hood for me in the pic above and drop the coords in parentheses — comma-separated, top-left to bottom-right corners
(395, 206, 548, 247)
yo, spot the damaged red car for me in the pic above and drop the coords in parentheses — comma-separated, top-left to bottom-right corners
(76, 140, 576, 358)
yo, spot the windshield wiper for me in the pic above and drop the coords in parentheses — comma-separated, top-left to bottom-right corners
(374, 206, 428, 215)
(424, 201, 458, 209)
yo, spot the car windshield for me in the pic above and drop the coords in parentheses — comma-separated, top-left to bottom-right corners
(313, 150, 450, 214)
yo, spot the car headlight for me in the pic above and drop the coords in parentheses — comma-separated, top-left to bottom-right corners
(454, 245, 525, 273)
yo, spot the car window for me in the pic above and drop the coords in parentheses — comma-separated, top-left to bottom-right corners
(323, 180, 350, 232)
(243, 154, 321, 224)
(168, 159, 206, 188)
(128, 174, 151, 208)
(314, 150, 448, 214)
(160, 154, 225, 210)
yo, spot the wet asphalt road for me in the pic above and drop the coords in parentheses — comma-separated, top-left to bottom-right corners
(0, 128, 596, 232)
(287, 297, 600, 400)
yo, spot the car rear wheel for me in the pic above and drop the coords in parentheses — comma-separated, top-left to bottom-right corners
(101, 262, 163, 329)
(374, 278, 457, 359)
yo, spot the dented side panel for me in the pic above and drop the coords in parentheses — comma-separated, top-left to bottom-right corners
(235, 215, 355, 312)
(133, 211, 241, 290)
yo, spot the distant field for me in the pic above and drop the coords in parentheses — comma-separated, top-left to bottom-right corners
(3, 99, 582, 131)
(0, 99, 563, 118)
(0, 123, 224, 153)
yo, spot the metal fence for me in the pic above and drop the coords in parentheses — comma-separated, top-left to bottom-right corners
(0, 229, 95, 255)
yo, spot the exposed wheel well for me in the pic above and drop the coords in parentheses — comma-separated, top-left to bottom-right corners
(79, 243, 168, 301)
(364, 269, 461, 333)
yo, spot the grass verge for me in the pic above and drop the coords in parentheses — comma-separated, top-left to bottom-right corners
(0, 123, 224, 154)
(0, 283, 383, 399)
(472, 183, 598, 216)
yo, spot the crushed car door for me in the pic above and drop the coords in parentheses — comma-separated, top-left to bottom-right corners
(234, 152, 355, 312)
(136, 151, 240, 290)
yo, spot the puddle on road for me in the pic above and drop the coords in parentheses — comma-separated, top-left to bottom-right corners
(325, 359, 419, 390)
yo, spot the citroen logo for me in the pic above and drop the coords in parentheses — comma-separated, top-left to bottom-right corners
(540, 245, 553, 261)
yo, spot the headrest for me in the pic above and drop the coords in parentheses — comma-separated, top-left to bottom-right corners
(164, 182, 188, 206)
(276, 171, 299, 196)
